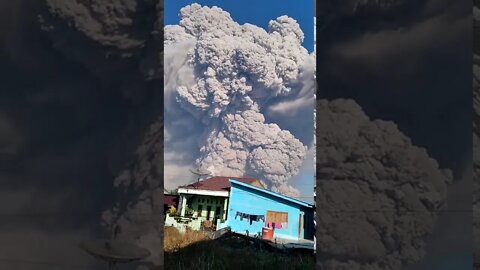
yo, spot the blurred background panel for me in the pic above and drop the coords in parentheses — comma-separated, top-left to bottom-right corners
(0, 0, 165, 269)
(316, 0, 472, 269)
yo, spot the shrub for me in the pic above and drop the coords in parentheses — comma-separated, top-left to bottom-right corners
(185, 206, 194, 216)
(168, 206, 177, 215)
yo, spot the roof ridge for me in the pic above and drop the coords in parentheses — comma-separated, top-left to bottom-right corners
(178, 176, 261, 192)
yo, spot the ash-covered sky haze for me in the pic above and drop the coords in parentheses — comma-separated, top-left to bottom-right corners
(164, 2, 315, 202)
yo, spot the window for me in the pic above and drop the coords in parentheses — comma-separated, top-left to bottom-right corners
(266, 210, 288, 228)
(206, 206, 212, 220)
(197, 205, 203, 217)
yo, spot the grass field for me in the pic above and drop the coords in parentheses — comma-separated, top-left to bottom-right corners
(164, 226, 315, 270)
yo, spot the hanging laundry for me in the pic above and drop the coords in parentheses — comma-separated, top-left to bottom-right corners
(250, 215, 257, 225)
(235, 211, 267, 224)
(235, 211, 245, 220)
(275, 223, 282, 229)
(266, 222, 272, 228)
(252, 215, 263, 222)
(235, 211, 252, 221)
(281, 222, 288, 229)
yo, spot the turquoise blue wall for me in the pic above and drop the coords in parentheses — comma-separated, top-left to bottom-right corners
(227, 182, 313, 240)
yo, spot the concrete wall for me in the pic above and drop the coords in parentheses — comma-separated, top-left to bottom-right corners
(165, 213, 202, 231)
(227, 183, 312, 240)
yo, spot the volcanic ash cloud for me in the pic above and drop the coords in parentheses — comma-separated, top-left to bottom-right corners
(316, 99, 452, 270)
(164, 4, 314, 197)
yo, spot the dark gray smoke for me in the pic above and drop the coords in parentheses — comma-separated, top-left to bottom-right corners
(40, 0, 166, 267)
(316, 99, 452, 270)
(101, 117, 164, 266)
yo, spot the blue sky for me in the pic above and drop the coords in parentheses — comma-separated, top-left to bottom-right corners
(165, 0, 315, 203)
(164, 0, 314, 53)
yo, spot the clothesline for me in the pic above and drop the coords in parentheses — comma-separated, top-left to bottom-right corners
(234, 211, 288, 229)
(266, 221, 288, 229)
(235, 211, 265, 225)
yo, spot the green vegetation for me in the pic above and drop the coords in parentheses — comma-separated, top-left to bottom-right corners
(184, 206, 194, 217)
(168, 206, 177, 215)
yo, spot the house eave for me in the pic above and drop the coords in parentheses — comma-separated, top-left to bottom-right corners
(177, 188, 229, 197)
(229, 179, 314, 208)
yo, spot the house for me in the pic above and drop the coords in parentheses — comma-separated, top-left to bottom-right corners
(164, 194, 179, 215)
(218, 179, 315, 242)
(175, 176, 264, 227)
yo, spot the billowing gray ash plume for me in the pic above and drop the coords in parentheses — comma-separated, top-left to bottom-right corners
(316, 99, 452, 270)
(164, 4, 314, 197)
